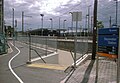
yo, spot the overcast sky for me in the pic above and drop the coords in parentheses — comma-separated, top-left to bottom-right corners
(4, 0, 120, 31)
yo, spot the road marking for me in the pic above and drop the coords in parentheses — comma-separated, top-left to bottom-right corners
(28, 63, 67, 70)
(31, 52, 58, 62)
(8, 42, 24, 83)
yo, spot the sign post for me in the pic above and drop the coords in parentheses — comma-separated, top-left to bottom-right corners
(117, 28, 120, 83)
(71, 12, 82, 69)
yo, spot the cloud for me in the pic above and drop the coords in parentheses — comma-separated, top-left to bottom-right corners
(4, 0, 120, 31)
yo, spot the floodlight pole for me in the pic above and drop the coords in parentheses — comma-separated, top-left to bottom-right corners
(22, 11, 24, 35)
(59, 17, 61, 36)
(63, 19, 66, 37)
(114, 0, 118, 27)
(12, 8, 15, 45)
(50, 18, 53, 36)
(40, 14, 44, 36)
(88, 5, 91, 36)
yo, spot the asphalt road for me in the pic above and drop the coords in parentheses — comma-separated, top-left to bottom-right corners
(0, 41, 66, 83)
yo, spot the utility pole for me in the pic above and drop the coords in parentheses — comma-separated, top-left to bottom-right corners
(22, 11, 24, 35)
(92, 0, 98, 60)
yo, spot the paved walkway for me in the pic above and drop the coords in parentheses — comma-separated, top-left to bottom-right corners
(61, 58, 119, 83)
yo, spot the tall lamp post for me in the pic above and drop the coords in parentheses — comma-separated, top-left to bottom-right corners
(88, 5, 92, 36)
(12, 8, 15, 45)
(59, 17, 61, 36)
(114, 0, 118, 27)
(40, 14, 44, 36)
(50, 18, 53, 36)
(63, 20, 66, 37)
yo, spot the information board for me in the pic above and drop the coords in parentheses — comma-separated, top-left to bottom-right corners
(98, 28, 119, 58)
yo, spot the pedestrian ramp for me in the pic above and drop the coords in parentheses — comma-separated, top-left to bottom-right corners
(27, 63, 68, 71)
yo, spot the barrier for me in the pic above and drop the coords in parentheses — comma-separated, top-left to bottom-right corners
(0, 34, 7, 55)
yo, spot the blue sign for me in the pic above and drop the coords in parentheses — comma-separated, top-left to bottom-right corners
(98, 28, 119, 55)
(98, 28, 118, 35)
(98, 35, 118, 47)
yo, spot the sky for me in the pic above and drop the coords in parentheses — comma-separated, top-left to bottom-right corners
(4, 0, 120, 31)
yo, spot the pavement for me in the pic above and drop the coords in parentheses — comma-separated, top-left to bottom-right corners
(0, 40, 119, 83)
(61, 57, 120, 83)
(0, 41, 67, 83)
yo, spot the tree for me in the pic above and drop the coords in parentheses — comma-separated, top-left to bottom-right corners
(97, 20, 104, 28)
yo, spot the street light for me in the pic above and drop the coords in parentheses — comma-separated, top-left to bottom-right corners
(114, 0, 118, 27)
(88, 5, 92, 36)
(22, 11, 32, 35)
(58, 17, 61, 36)
(40, 14, 44, 36)
(69, 12, 73, 36)
(63, 20, 66, 37)
(49, 18, 53, 36)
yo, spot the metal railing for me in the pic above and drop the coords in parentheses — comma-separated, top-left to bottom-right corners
(17, 35, 57, 63)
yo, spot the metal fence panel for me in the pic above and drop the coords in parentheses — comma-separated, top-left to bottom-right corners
(76, 37, 89, 60)
(0, 34, 7, 55)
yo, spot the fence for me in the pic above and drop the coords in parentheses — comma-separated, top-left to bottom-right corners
(17, 35, 57, 63)
(0, 34, 7, 55)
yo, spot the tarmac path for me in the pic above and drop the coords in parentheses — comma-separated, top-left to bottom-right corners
(0, 41, 66, 83)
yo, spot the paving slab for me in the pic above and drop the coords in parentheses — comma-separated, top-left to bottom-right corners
(62, 58, 119, 83)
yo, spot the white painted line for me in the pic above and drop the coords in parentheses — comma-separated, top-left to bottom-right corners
(8, 42, 24, 83)
(31, 52, 58, 62)
(72, 53, 91, 66)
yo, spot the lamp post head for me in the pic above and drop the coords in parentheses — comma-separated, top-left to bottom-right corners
(40, 14, 44, 17)
(64, 20, 66, 21)
(50, 18, 52, 20)
(69, 12, 72, 14)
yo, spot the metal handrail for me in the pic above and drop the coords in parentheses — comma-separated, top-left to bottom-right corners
(64, 51, 89, 83)
(31, 48, 46, 63)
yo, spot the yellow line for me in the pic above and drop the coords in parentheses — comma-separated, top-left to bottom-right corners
(27, 63, 68, 70)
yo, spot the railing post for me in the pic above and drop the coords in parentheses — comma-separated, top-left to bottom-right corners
(27, 32, 32, 64)
(46, 36, 47, 56)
